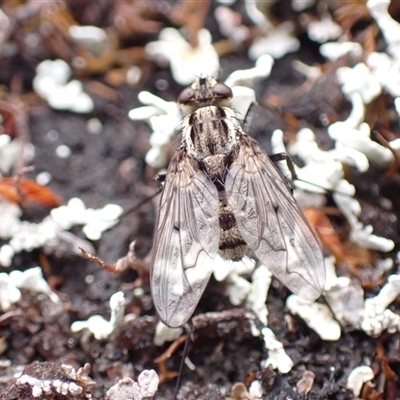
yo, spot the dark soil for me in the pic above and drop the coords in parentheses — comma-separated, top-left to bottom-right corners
(0, 1, 399, 399)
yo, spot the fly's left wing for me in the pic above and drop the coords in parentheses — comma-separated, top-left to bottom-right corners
(151, 149, 220, 327)
(225, 135, 325, 301)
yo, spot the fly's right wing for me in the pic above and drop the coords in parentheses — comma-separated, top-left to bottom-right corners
(225, 135, 325, 301)
(151, 149, 220, 328)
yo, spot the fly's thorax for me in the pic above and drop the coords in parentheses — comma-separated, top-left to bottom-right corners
(182, 105, 240, 161)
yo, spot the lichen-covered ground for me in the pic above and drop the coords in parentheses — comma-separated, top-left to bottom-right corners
(0, 1, 399, 399)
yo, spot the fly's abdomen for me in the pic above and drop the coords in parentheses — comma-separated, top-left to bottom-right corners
(218, 201, 248, 261)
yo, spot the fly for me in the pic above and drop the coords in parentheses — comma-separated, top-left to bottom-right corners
(150, 77, 325, 328)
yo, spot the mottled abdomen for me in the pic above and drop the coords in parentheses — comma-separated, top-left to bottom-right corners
(218, 201, 248, 261)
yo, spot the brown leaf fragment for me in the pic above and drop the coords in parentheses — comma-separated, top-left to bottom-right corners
(303, 208, 378, 271)
(382, 362, 398, 400)
(296, 370, 315, 395)
(227, 382, 254, 400)
(361, 381, 382, 400)
(374, 344, 398, 400)
(303, 208, 344, 260)
(0, 177, 62, 207)
(334, 2, 372, 34)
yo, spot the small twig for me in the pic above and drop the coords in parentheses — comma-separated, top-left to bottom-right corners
(154, 335, 188, 384)
(80, 241, 149, 281)
(10, 75, 32, 175)
(169, 0, 211, 47)
(373, 130, 400, 178)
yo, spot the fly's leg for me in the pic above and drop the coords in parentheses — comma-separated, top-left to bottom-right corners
(269, 152, 297, 193)
(120, 175, 164, 218)
(269, 152, 297, 181)
(174, 321, 194, 399)
(243, 101, 257, 132)
(270, 153, 344, 196)
(155, 172, 167, 183)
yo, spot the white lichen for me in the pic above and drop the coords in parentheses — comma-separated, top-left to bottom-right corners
(214, 6, 250, 44)
(346, 366, 374, 398)
(272, 128, 394, 253)
(0, 244, 14, 268)
(16, 364, 88, 398)
(292, 60, 321, 81)
(86, 118, 103, 135)
(302, 258, 400, 338)
(245, 0, 299, 60)
(225, 54, 274, 116)
(153, 321, 183, 346)
(0, 272, 21, 311)
(361, 275, 400, 336)
(145, 28, 219, 85)
(213, 255, 255, 282)
(320, 41, 363, 61)
(71, 291, 125, 340)
(333, 180, 394, 252)
(286, 295, 341, 341)
(307, 17, 342, 43)
(0, 136, 35, 174)
(291, 0, 315, 12)
(36, 171, 52, 186)
(106, 370, 159, 400)
(249, 21, 300, 60)
(329, 122, 392, 168)
(245, 265, 272, 326)
(12, 267, 60, 303)
(69, 25, 109, 57)
(0, 266, 60, 311)
(213, 255, 261, 309)
(51, 197, 123, 241)
(55, 144, 72, 159)
(0, 200, 22, 240)
(248, 379, 263, 399)
(337, 63, 381, 104)
(260, 327, 293, 373)
(128, 91, 181, 169)
(33, 59, 94, 113)
(367, 0, 400, 60)
(368, 51, 400, 98)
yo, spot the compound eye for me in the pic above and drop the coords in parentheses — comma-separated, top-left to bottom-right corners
(212, 83, 233, 99)
(178, 87, 195, 104)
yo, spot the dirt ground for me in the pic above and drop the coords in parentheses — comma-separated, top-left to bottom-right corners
(0, 1, 399, 399)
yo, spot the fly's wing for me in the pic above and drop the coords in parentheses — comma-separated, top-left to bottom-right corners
(151, 150, 219, 327)
(225, 135, 325, 301)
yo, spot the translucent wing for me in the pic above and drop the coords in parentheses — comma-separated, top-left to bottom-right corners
(151, 149, 220, 327)
(225, 136, 325, 301)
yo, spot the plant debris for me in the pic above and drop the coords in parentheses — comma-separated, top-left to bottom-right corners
(0, 0, 399, 399)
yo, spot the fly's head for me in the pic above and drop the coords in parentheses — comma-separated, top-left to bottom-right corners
(178, 77, 233, 115)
